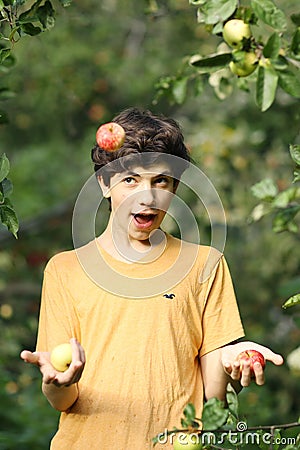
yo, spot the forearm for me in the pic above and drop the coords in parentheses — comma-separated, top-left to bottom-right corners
(42, 382, 79, 411)
(201, 348, 242, 402)
(204, 367, 241, 402)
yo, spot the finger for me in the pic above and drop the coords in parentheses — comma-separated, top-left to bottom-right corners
(70, 338, 85, 364)
(240, 361, 252, 387)
(20, 350, 40, 365)
(266, 352, 284, 366)
(54, 358, 84, 386)
(43, 370, 58, 384)
(230, 361, 242, 381)
(252, 362, 265, 386)
(223, 362, 233, 375)
(79, 344, 86, 365)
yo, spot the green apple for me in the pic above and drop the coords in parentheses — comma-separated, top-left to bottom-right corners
(223, 19, 251, 49)
(173, 433, 202, 450)
(50, 343, 72, 372)
(229, 51, 258, 77)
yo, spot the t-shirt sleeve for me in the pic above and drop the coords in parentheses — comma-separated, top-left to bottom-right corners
(199, 254, 244, 357)
(36, 255, 81, 353)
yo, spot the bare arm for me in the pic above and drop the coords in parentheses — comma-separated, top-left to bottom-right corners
(20, 338, 85, 411)
(201, 341, 284, 402)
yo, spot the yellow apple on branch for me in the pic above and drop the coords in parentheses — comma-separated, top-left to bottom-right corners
(229, 50, 258, 77)
(223, 19, 252, 49)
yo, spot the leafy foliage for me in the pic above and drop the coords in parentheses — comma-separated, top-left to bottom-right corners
(249, 145, 300, 234)
(155, 0, 300, 112)
(0, 154, 18, 236)
(0, 0, 73, 234)
(153, 385, 300, 448)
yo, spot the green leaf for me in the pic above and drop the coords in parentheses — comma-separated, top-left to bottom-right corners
(256, 430, 271, 450)
(0, 50, 16, 68)
(20, 23, 42, 36)
(272, 187, 300, 208)
(197, 0, 237, 25)
(278, 70, 300, 98)
(0, 154, 10, 182)
(256, 65, 278, 112)
(290, 145, 300, 166)
(294, 169, 300, 183)
(194, 76, 204, 96)
(190, 0, 206, 4)
(291, 27, 300, 58)
(172, 77, 188, 105)
(37, 1, 55, 30)
(272, 205, 300, 233)
(250, 0, 287, 31)
(190, 53, 232, 72)
(251, 178, 278, 201)
(201, 397, 229, 430)
(263, 33, 281, 59)
(0, 87, 15, 100)
(58, 0, 72, 6)
(0, 201, 18, 238)
(249, 202, 273, 222)
(0, 178, 13, 196)
(291, 14, 300, 27)
(183, 403, 196, 423)
(0, 110, 9, 124)
(271, 55, 288, 71)
(0, 48, 11, 64)
(226, 384, 239, 420)
(283, 293, 300, 309)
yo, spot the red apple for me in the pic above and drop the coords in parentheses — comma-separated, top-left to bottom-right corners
(96, 122, 125, 152)
(237, 349, 266, 376)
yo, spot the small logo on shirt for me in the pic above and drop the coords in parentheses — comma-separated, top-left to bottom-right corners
(163, 293, 175, 299)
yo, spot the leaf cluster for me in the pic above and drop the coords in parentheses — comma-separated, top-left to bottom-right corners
(0, 0, 72, 234)
(249, 145, 300, 235)
(0, 153, 18, 237)
(153, 384, 300, 448)
(155, 0, 300, 111)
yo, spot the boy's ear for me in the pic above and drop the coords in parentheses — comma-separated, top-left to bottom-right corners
(97, 176, 111, 198)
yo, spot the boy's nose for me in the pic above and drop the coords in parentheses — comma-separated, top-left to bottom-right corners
(138, 187, 155, 206)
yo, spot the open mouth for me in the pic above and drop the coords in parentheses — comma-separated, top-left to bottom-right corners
(132, 213, 157, 229)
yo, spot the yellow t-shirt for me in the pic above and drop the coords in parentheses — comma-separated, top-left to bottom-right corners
(36, 234, 244, 450)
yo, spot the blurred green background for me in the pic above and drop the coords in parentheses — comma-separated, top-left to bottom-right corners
(0, 0, 299, 448)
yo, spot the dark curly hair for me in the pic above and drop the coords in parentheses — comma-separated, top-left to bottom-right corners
(91, 108, 190, 186)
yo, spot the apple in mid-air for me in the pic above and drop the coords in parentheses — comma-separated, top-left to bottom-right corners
(173, 433, 202, 450)
(50, 343, 72, 372)
(223, 19, 251, 49)
(237, 349, 266, 376)
(96, 122, 125, 152)
(229, 51, 258, 77)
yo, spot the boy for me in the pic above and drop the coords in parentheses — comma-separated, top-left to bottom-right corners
(21, 108, 283, 449)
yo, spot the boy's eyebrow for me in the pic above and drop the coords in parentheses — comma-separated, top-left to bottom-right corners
(123, 169, 174, 177)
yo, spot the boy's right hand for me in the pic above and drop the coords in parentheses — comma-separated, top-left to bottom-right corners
(20, 337, 85, 387)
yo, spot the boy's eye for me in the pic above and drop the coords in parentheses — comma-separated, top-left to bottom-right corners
(123, 177, 136, 184)
(155, 176, 172, 186)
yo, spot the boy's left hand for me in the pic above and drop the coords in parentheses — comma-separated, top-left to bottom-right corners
(221, 341, 284, 387)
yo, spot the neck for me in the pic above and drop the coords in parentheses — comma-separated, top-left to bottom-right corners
(98, 222, 166, 263)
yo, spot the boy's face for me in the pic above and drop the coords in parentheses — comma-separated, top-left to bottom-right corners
(99, 162, 178, 250)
